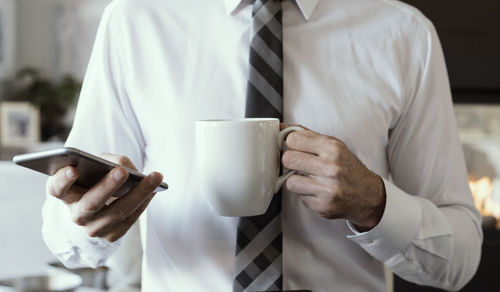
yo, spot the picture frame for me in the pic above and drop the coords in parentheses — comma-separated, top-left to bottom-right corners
(0, 102, 40, 147)
(0, 0, 16, 80)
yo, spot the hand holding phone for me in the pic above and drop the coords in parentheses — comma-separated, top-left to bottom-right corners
(14, 147, 166, 242)
(14, 147, 168, 197)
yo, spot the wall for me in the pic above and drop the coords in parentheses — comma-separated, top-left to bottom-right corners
(16, 0, 110, 80)
(17, 0, 57, 78)
(401, 0, 500, 90)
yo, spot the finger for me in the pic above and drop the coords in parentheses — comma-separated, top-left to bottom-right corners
(86, 192, 156, 240)
(46, 166, 78, 201)
(280, 123, 310, 131)
(61, 185, 87, 204)
(84, 172, 163, 230)
(100, 153, 137, 170)
(101, 193, 155, 242)
(70, 167, 129, 225)
(282, 150, 339, 177)
(285, 129, 343, 158)
(285, 174, 325, 197)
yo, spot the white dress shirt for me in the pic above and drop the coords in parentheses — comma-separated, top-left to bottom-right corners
(42, 0, 483, 291)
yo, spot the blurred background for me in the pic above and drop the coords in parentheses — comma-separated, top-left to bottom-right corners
(0, 0, 110, 156)
(0, 1, 135, 291)
(0, 0, 499, 291)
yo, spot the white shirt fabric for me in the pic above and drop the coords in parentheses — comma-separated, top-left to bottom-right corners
(41, 0, 483, 291)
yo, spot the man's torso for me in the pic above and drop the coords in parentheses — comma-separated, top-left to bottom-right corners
(96, 0, 429, 290)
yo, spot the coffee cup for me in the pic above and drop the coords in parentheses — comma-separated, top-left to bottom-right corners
(195, 118, 302, 217)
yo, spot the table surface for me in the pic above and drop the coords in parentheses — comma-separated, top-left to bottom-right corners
(0, 161, 56, 279)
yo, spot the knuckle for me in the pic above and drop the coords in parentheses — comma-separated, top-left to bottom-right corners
(85, 226, 100, 238)
(46, 181, 58, 197)
(285, 131, 299, 147)
(71, 212, 86, 226)
(323, 163, 339, 177)
(324, 139, 340, 156)
(281, 151, 293, 168)
(285, 177, 294, 190)
(285, 175, 299, 191)
(80, 201, 100, 214)
(323, 182, 339, 198)
(47, 180, 64, 199)
(285, 131, 299, 148)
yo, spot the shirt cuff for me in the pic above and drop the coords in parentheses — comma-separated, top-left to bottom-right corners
(42, 195, 123, 269)
(346, 177, 423, 262)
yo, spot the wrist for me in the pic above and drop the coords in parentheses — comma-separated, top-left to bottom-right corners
(351, 174, 386, 232)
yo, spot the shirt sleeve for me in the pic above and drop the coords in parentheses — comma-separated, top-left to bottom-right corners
(346, 17, 483, 291)
(42, 2, 144, 269)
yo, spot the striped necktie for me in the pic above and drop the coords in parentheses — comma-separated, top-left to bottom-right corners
(233, 1, 284, 291)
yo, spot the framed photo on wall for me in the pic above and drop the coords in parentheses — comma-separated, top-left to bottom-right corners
(0, 0, 16, 80)
(0, 102, 40, 147)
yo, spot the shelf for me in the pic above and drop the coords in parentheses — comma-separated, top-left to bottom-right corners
(0, 142, 64, 161)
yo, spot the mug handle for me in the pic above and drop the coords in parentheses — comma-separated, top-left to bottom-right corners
(273, 126, 304, 194)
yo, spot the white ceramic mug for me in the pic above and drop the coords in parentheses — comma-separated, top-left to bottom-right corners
(195, 118, 303, 217)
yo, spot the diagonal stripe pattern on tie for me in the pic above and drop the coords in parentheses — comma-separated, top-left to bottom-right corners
(245, 0, 283, 121)
(234, 1, 284, 292)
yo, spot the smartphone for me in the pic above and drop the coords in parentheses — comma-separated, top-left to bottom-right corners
(13, 147, 168, 197)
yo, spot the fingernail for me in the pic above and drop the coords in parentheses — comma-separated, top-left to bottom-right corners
(66, 169, 76, 179)
(148, 172, 163, 187)
(113, 169, 126, 182)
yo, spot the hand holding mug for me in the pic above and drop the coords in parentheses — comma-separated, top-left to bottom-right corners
(281, 124, 386, 231)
